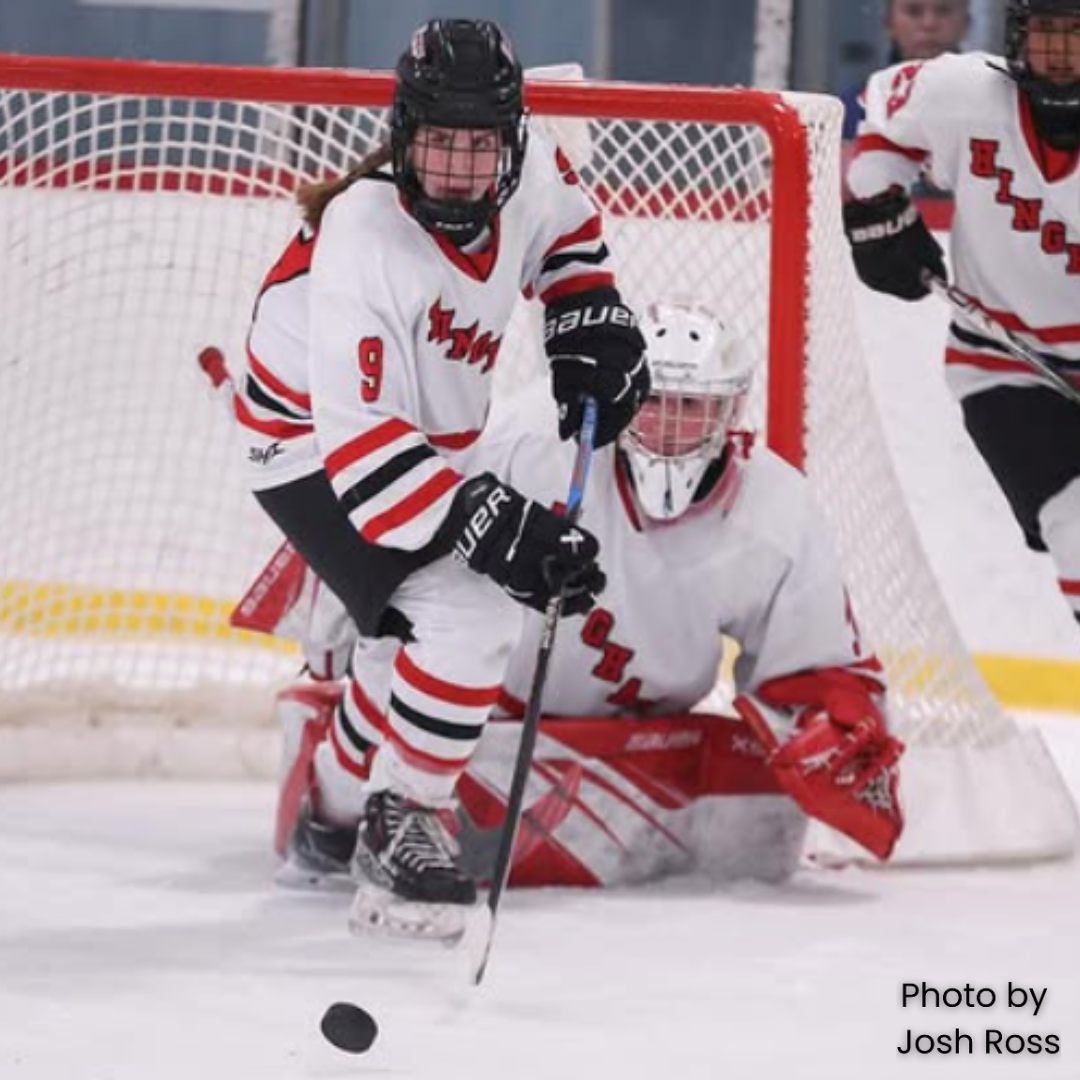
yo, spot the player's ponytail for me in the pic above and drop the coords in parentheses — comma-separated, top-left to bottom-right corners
(297, 144, 393, 229)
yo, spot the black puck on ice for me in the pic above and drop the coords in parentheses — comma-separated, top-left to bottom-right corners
(320, 1001, 378, 1053)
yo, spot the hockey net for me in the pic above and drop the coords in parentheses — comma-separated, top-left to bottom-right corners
(0, 55, 1074, 862)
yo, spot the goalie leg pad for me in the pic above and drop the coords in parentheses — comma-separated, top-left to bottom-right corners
(274, 682, 341, 857)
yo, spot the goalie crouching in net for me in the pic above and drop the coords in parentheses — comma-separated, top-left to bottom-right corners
(248, 302, 905, 908)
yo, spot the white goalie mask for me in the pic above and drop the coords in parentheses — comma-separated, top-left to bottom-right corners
(619, 302, 754, 522)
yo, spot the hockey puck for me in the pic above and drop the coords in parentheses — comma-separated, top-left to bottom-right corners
(320, 1001, 379, 1054)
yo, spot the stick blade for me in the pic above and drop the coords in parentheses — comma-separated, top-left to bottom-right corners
(460, 903, 495, 986)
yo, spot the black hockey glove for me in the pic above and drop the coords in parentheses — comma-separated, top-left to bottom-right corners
(448, 473, 605, 616)
(843, 186, 946, 301)
(544, 287, 649, 447)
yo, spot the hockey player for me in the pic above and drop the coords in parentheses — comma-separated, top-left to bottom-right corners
(236, 19, 648, 938)
(843, 0, 1080, 632)
(264, 303, 904, 903)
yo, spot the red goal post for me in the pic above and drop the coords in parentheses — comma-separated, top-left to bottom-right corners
(0, 54, 1073, 863)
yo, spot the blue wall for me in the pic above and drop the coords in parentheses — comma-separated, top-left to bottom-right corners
(0, 0, 268, 65)
(338, 1, 596, 72)
(0, 0, 903, 96)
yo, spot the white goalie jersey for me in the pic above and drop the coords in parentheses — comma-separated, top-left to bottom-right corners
(484, 385, 881, 718)
(848, 52, 1080, 399)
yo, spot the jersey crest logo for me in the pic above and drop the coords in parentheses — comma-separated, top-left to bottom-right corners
(885, 62, 923, 119)
(427, 297, 502, 372)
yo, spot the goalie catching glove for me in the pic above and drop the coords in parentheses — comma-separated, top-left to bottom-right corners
(447, 472, 605, 616)
(734, 668, 904, 860)
(843, 186, 946, 301)
(545, 287, 650, 447)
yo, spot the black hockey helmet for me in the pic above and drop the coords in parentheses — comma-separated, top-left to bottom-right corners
(1005, 0, 1080, 150)
(391, 19, 527, 244)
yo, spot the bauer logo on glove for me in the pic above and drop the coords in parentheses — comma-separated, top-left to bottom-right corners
(543, 286, 649, 447)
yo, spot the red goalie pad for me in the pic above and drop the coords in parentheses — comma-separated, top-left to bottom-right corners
(734, 667, 905, 860)
(273, 683, 801, 887)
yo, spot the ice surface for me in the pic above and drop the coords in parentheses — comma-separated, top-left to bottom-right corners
(2, 713, 1078, 1080)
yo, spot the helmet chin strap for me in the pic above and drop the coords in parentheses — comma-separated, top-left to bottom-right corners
(410, 192, 494, 246)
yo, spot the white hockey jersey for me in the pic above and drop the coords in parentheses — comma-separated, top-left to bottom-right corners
(485, 385, 880, 718)
(239, 122, 613, 551)
(849, 52, 1080, 399)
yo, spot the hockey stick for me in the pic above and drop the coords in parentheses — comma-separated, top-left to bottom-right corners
(465, 396, 600, 986)
(924, 274, 1080, 408)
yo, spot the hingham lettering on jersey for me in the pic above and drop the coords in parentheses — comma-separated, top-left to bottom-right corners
(967, 138, 1080, 273)
(850, 51, 1080, 401)
(427, 297, 502, 371)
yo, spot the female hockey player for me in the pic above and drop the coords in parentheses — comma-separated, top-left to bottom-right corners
(236, 18, 648, 938)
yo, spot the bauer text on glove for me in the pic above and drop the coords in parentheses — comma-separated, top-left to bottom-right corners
(544, 287, 649, 447)
(843, 186, 946, 301)
(448, 473, 605, 616)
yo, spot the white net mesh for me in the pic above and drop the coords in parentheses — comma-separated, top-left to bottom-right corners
(0, 59, 1074, 860)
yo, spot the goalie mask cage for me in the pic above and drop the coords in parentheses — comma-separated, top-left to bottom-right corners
(0, 54, 1074, 865)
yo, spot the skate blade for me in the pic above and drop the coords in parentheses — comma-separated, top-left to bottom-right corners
(347, 884, 469, 943)
(274, 857, 353, 892)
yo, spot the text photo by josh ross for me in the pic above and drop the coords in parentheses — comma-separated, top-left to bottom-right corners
(897, 982, 1060, 1056)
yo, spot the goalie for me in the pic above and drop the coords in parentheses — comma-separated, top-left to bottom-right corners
(251, 302, 905, 918)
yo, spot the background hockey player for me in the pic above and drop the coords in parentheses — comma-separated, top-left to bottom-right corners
(265, 302, 905, 900)
(843, 0, 1080, 634)
(235, 17, 648, 939)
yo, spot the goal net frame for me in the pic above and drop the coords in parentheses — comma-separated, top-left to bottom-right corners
(0, 53, 1074, 865)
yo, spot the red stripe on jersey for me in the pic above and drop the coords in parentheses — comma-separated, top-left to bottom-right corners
(260, 229, 316, 292)
(325, 417, 416, 479)
(1061, 579, 1080, 596)
(945, 346, 1032, 376)
(544, 214, 603, 257)
(247, 345, 311, 411)
(395, 650, 502, 708)
(540, 271, 616, 305)
(973, 310, 1080, 346)
(854, 133, 928, 162)
(233, 392, 314, 438)
(428, 428, 482, 451)
(360, 468, 460, 544)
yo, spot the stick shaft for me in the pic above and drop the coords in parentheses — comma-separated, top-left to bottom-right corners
(925, 275, 1080, 407)
(469, 398, 599, 985)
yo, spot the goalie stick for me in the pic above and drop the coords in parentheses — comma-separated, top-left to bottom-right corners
(465, 396, 599, 987)
(924, 274, 1080, 408)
